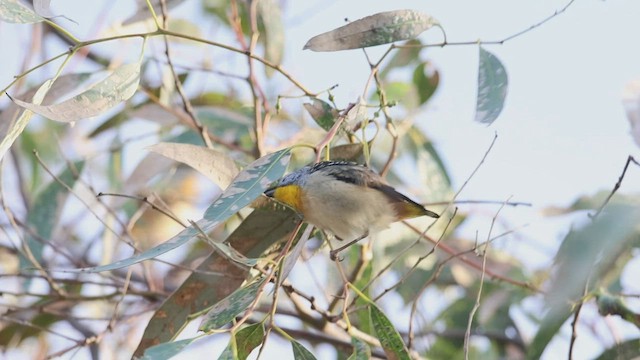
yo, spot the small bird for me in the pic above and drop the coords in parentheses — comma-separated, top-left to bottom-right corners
(264, 161, 439, 259)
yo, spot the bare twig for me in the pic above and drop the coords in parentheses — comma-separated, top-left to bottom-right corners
(591, 155, 639, 218)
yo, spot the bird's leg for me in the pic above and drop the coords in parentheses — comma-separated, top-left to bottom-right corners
(329, 231, 369, 261)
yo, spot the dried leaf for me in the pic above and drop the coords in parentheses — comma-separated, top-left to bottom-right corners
(304, 10, 438, 52)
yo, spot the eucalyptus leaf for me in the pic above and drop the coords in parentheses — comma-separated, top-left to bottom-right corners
(235, 322, 265, 359)
(57, 148, 290, 273)
(139, 337, 200, 360)
(0, 0, 44, 23)
(11, 62, 141, 122)
(303, 99, 337, 131)
(199, 279, 266, 332)
(370, 304, 410, 360)
(0, 80, 51, 160)
(474, 46, 508, 125)
(148, 142, 239, 189)
(304, 9, 438, 52)
(347, 337, 371, 360)
(291, 340, 317, 360)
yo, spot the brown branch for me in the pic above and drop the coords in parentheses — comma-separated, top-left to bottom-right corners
(591, 155, 639, 218)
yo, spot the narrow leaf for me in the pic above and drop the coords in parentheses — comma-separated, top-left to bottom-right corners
(303, 99, 337, 131)
(139, 337, 200, 360)
(370, 304, 411, 360)
(0, 0, 44, 23)
(304, 10, 438, 52)
(0, 80, 51, 160)
(148, 142, 239, 189)
(199, 279, 266, 332)
(22, 161, 85, 270)
(291, 340, 317, 360)
(347, 337, 371, 360)
(12, 62, 141, 122)
(235, 322, 265, 359)
(57, 149, 290, 273)
(474, 46, 508, 125)
(133, 206, 299, 356)
(123, 0, 186, 25)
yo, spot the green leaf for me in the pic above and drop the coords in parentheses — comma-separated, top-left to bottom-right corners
(60, 148, 291, 273)
(139, 337, 200, 360)
(199, 279, 266, 332)
(347, 337, 371, 360)
(291, 340, 317, 360)
(474, 46, 508, 125)
(217, 343, 237, 360)
(11, 62, 141, 122)
(304, 10, 439, 52)
(379, 39, 422, 78)
(0, 0, 44, 23)
(133, 206, 299, 356)
(369, 304, 410, 360)
(412, 62, 439, 105)
(406, 127, 452, 201)
(235, 323, 265, 359)
(22, 161, 85, 270)
(594, 338, 640, 360)
(303, 99, 338, 131)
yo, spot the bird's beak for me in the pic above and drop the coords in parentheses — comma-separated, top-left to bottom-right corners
(264, 187, 276, 197)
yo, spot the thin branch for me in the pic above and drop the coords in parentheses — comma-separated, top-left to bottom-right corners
(591, 155, 639, 218)
(464, 196, 510, 359)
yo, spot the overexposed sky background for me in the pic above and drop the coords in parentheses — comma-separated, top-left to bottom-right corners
(2, 0, 640, 359)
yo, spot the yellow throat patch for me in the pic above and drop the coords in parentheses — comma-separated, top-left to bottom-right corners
(273, 184, 303, 211)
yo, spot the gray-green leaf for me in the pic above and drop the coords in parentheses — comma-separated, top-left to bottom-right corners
(303, 99, 337, 131)
(0, 0, 44, 23)
(370, 304, 410, 360)
(199, 279, 266, 332)
(139, 337, 200, 360)
(304, 9, 438, 52)
(57, 148, 290, 273)
(347, 337, 371, 360)
(474, 46, 508, 125)
(11, 62, 141, 122)
(235, 322, 265, 359)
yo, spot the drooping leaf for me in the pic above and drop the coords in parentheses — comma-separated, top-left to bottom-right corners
(147, 142, 239, 189)
(59, 148, 290, 273)
(11, 62, 141, 122)
(406, 127, 452, 201)
(412, 61, 439, 106)
(304, 10, 438, 52)
(291, 340, 317, 360)
(347, 337, 371, 360)
(258, 0, 284, 77)
(133, 206, 299, 356)
(199, 278, 267, 332)
(235, 322, 265, 359)
(369, 304, 410, 360)
(139, 337, 201, 360)
(22, 161, 85, 270)
(0, 0, 44, 23)
(303, 99, 338, 131)
(217, 343, 237, 360)
(0, 80, 50, 161)
(474, 46, 508, 125)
